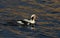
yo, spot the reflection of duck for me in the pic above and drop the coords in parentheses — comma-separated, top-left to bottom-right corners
(17, 14, 37, 27)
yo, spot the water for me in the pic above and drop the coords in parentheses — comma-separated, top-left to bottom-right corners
(0, 0, 60, 38)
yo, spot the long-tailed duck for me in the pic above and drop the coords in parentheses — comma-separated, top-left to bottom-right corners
(17, 14, 37, 27)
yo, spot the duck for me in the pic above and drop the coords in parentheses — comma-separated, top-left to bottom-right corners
(17, 14, 37, 27)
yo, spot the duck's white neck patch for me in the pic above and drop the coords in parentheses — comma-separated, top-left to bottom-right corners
(29, 20, 35, 24)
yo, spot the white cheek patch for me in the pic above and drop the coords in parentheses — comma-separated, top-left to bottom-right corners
(31, 15, 35, 18)
(31, 14, 36, 20)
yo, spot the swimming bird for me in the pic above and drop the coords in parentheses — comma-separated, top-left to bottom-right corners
(17, 14, 37, 27)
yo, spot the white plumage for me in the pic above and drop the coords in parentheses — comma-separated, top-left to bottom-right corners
(17, 14, 37, 26)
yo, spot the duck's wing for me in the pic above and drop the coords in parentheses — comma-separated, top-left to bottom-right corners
(23, 19, 30, 22)
(17, 20, 29, 24)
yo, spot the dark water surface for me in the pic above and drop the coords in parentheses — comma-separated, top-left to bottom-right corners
(0, 0, 60, 38)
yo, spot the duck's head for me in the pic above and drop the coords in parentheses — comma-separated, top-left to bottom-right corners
(31, 14, 37, 20)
